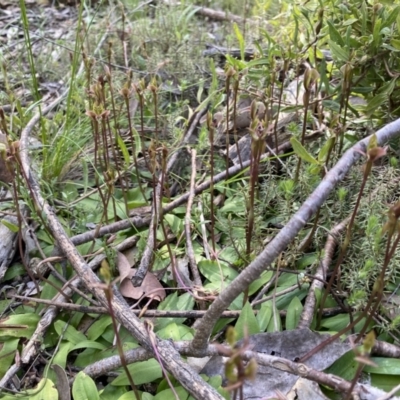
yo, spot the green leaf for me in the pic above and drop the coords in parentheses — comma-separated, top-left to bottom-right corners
(156, 292, 194, 331)
(53, 342, 73, 369)
(320, 313, 367, 332)
(267, 305, 281, 332)
(364, 93, 387, 115)
(275, 287, 308, 310)
(364, 358, 400, 374)
(328, 40, 349, 62)
(31, 378, 59, 400)
(245, 58, 270, 68)
(290, 137, 319, 164)
(235, 302, 260, 340)
(0, 313, 40, 338)
(369, 374, 400, 395)
(317, 137, 335, 163)
(0, 219, 19, 232)
(53, 320, 87, 345)
(324, 350, 357, 381)
(285, 296, 303, 330)
(118, 392, 154, 400)
(100, 384, 128, 400)
(87, 316, 112, 341)
(73, 372, 100, 400)
(233, 23, 245, 61)
(248, 271, 273, 296)
(70, 340, 107, 352)
(126, 186, 148, 209)
(154, 386, 189, 400)
(112, 359, 162, 386)
(0, 338, 19, 378)
(156, 323, 194, 341)
(163, 214, 183, 235)
(198, 260, 238, 284)
(257, 301, 273, 332)
(327, 20, 344, 46)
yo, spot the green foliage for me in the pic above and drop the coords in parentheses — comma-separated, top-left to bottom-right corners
(3, 0, 400, 397)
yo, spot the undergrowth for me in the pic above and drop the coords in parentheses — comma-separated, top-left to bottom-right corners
(1, 0, 400, 398)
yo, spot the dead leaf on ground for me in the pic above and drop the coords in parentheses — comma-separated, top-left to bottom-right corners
(117, 252, 166, 302)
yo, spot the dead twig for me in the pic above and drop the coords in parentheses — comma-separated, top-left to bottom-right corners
(185, 148, 202, 289)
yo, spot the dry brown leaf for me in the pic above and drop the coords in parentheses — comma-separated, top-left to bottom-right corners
(117, 252, 166, 302)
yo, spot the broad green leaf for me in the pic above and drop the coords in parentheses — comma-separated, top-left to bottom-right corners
(327, 20, 344, 46)
(198, 260, 238, 284)
(31, 378, 58, 400)
(267, 305, 281, 332)
(126, 186, 148, 209)
(295, 252, 319, 269)
(372, 18, 382, 49)
(156, 323, 194, 341)
(0, 313, 40, 338)
(0, 379, 59, 400)
(118, 392, 154, 400)
(3, 263, 25, 282)
(100, 384, 128, 400)
(87, 316, 112, 341)
(257, 301, 273, 332)
(248, 271, 273, 296)
(364, 358, 400, 374)
(245, 58, 269, 68)
(53, 342, 73, 369)
(390, 38, 400, 50)
(290, 137, 319, 165)
(212, 318, 235, 335)
(0, 338, 18, 378)
(39, 272, 63, 313)
(383, 6, 400, 29)
(220, 197, 246, 214)
(328, 40, 349, 62)
(364, 93, 387, 115)
(70, 341, 107, 352)
(111, 359, 162, 386)
(1, 219, 19, 232)
(53, 320, 87, 345)
(156, 292, 194, 331)
(235, 302, 260, 339)
(342, 18, 358, 26)
(274, 287, 308, 310)
(163, 214, 183, 235)
(285, 296, 303, 330)
(320, 313, 367, 332)
(324, 350, 357, 381)
(317, 137, 335, 163)
(154, 386, 189, 400)
(75, 343, 138, 369)
(369, 374, 400, 395)
(73, 372, 100, 400)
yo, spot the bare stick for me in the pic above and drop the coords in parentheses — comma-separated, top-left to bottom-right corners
(185, 149, 202, 287)
(297, 216, 351, 329)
